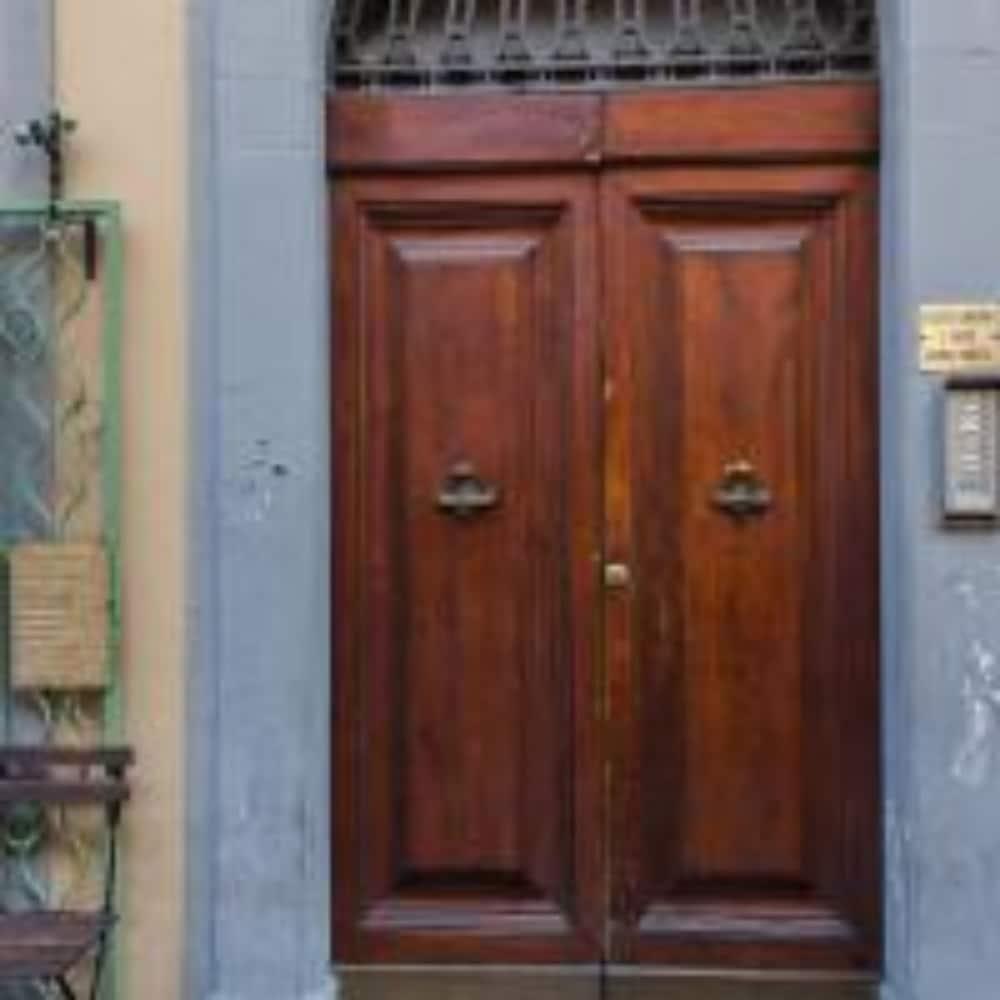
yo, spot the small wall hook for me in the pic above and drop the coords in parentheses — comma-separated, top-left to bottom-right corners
(14, 110, 78, 209)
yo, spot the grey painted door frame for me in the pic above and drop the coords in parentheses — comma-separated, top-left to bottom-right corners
(185, 1, 1000, 998)
(0, 0, 51, 200)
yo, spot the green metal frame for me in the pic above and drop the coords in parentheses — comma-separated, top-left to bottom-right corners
(0, 200, 124, 1000)
(0, 199, 123, 733)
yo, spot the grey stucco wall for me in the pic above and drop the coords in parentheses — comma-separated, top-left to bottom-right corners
(186, 1, 1000, 998)
(885, 3, 1000, 998)
(0, 0, 50, 197)
(187, 1, 335, 998)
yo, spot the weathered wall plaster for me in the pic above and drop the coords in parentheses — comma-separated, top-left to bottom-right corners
(55, 1, 189, 997)
(884, 2, 1000, 998)
(187, 1, 335, 997)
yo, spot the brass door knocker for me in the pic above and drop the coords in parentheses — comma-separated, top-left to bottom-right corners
(711, 459, 773, 522)
(436, 461, 501, 519)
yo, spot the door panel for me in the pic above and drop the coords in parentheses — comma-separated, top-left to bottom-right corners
(329, 94, 602, 171)
(601, 84, 879, 163)
(603, 167, 880, 970)
(333, 176, 603, 963)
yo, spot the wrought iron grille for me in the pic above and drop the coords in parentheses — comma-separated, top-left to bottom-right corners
(0, 203, 123, 1000)
(330, 0, 878, 91)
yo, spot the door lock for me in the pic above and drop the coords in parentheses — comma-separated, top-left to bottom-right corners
(603, 562, 631, 589)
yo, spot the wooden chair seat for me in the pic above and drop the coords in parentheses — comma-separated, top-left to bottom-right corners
(0, 746, 132, 998)
(0, 911, 112, 979)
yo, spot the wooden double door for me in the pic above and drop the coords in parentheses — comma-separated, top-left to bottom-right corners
(331, 85, 881, 977)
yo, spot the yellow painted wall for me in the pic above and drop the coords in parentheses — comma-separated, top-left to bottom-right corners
(55, 2, 187, 998)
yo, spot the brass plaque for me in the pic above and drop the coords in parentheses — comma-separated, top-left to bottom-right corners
(9, 542, 110, 690)
(920, 304, 1000, 373)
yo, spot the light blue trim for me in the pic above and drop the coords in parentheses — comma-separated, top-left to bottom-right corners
(878, 2, 915, 995)
(0, 0, 51, 200)
(881, 2, 1000, 997)
(186, 1, 334, 997)
(185, 2, 221, 996)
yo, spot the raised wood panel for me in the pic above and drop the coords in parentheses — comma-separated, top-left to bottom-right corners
(328, 94, 602, 172)
(327, 85, 878, 173)
(332, 175, 603, 963)
(603, 84, 879, 163)
(602, 165, 880, 971)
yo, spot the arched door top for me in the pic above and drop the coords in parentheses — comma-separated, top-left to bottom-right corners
(329, 0, 878, 93)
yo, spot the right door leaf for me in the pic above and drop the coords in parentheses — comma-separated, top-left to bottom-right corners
(603, 165, 881, 972)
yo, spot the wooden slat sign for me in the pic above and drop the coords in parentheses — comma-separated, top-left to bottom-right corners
(920, 304, 1000, 373)
(10, 543, 109, 691)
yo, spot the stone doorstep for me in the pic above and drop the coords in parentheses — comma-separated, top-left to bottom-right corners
(337, 967, 879, 1000)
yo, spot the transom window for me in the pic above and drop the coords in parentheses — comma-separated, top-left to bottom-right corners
(329, 0, 878, 92)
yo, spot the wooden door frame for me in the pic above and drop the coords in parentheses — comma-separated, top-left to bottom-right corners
(327, 81, 881, 988)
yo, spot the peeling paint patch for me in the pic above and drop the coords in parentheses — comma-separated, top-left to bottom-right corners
(883, 799, 916, 987)
(223, 438, 293, 526)
(949, 568, 1000, 787)
(953, 639, 1000, 786)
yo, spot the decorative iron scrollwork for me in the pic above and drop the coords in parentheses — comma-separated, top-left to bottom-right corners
(330, 0, 878, 92)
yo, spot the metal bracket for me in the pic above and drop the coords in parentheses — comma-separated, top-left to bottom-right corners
(14, 111, 78, 212)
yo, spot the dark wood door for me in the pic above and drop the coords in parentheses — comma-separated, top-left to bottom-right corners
(602, 163, 880, 971)
(331, 86, 880, 977)
(332, 174, 604, 963)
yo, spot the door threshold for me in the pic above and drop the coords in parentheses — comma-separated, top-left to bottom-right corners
(603, 967, 879, 999)
(337, 965, 600, 1000)
(337, 965, 880, 1000)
